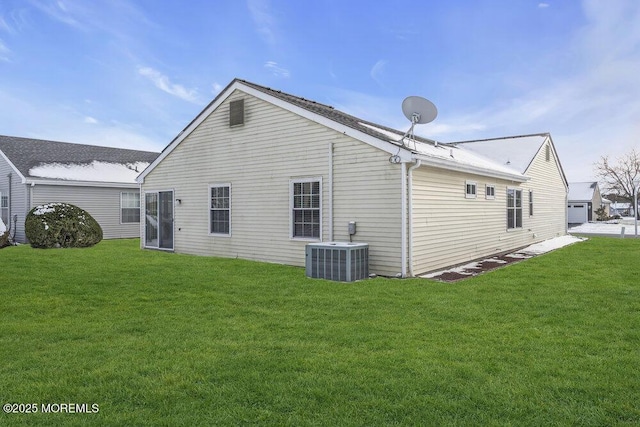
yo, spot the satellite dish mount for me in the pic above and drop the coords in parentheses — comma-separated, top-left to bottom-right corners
(400, 96, 438, 149)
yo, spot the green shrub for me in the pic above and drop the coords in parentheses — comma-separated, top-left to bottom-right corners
(25, 203, 103, 248)
(595, 206, 610, 221)
(0, 231, 8, 248)
(0, 218, 8, 248)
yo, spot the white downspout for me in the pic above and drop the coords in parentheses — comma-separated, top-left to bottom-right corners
(327, 142, 334, 242)
(6, 173, 11, 232)
(565, 188, 569, 235)
(407, 160, 422, 277)
(401, 162, 407, 277)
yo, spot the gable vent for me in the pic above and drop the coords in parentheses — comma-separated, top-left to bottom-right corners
(229, 99, 245, 127)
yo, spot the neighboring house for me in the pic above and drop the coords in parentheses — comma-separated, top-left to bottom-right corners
(567, 182, 605, 224)
(611, 202, 633, 217)
(137, 78, 568, 277)
(601, 198, 611, 216)
(0, 135, 159, 243)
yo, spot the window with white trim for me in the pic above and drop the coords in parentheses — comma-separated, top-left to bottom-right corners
(486, 185, 495, 200)
(120, 192, 140, 223)
(1, 193, 8, 226)
(529, 190, 534, 216)
(210, 184, 231, 235)
(291, 178, 321, 239)
(507, 188, 522, 229)
(465, 181, 477, 199)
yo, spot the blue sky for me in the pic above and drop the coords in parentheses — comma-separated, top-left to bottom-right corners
(1, 0, 639, 182)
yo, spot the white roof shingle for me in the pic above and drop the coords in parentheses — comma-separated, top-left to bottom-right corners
(568, 182, 598, 201)
(448, 134, 548, 174)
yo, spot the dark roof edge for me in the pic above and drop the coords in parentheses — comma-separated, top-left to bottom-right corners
(447, 132, 551, 145)
(0, 134, 160, 156)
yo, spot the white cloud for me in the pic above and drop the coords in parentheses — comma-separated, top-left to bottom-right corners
(84, 116, 98, 124)
(29, 0, 84, 30)
(390, 27, 419, 41)
(138, 67, 201, 103)
(247, 0, 277, 46)
(212, 82, 223, 94)
(324, 88, 404, 128)
(420, 0, 640, 181)
(264, 61, 290, 78)
(370, 60, 387, 86)
(538, 3, 550, 8)
(328, 63, 337, 79)
(3, 8, 30, 34)
(0, 16, 14, 33)
(419, 121, 487, 140)
(71, 125, 163, 152)
(0, 39, 11, 62)
(26, 0, 156, 52)
(0, 88, 164, 153)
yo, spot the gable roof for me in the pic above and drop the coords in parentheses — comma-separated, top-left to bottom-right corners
(138, 78, 563, 184)
(238, 80, 442, 146)
(449, 134, 548, 173)
(450, 133, 569, 188)
(0, 135, 159, 185)
(568, 182, 599, 201)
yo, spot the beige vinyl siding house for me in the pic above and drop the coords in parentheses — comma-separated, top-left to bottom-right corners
(29, 184, 143, 239)
(139, 79, 568, 277)
(0, 155, 28, 241)
(141, 90, 404, 275)
(412, 168, 517, 274)
(411, 136, 567, 274)
(331, 138, 403, 274)
(567, 182, 605, 224)
(0, 135, 158, 243)
(524, 140, 569, 236)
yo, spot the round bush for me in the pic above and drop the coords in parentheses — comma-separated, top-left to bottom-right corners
(25, 203, 103, 248)
(0, 217, 8, 248)
(0, 232, 8, 248)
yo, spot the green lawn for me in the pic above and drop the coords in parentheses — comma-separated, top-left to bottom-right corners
(1, 238, 639, 426)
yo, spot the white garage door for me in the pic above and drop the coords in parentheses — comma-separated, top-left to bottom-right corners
(568, 204, 587, 223)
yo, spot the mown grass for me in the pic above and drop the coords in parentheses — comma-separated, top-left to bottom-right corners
(0, 237, 639, 426)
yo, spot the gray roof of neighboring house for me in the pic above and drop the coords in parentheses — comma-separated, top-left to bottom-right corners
(0, 135, 159, 180)
(568, 182, 599, 201)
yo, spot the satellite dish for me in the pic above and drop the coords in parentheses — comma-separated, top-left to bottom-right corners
(402, 96, 437, 125)
(396, 96, 438, 150)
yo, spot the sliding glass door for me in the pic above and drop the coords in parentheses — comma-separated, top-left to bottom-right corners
(144, 190, 173, 250)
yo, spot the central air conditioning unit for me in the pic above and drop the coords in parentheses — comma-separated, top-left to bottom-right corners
(305, 242, 369, 282)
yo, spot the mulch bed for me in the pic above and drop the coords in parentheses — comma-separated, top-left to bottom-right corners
(423, 252, 534, 282)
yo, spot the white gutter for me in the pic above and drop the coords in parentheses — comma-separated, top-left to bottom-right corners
(401, 162, 407, 278)
(328, 142, 334, 241)
(407, 160, 422, 277)
(25, 179, 140, 188)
